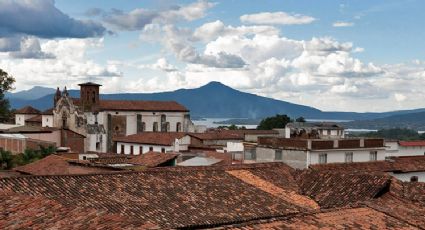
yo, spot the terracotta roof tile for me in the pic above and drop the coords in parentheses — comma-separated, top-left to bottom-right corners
(14, 106, 41, 115)
(41, 108, 54, 115)
(13, 155, 117, 175)
(113, 132, 187, 145)
(72, 98, 188, 112)
(128, 151, 179, 167)
(25, 114, 42, 122)
(399, 140, 425, 147)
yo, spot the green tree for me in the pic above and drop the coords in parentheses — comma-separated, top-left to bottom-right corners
(0, 69, 15, 123)
(295, 116, 306, 122)
(0, 149, 14, 169)
(257, 114, 292, 130)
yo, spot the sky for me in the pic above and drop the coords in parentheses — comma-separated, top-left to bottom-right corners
(1, 0, 425, 112)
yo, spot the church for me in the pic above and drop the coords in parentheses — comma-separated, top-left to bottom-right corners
(50, 82, 194, 152)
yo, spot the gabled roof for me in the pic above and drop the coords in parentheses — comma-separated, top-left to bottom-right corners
(25, 114, 42, 123)
(129, 151, 179, 167)
(14, 106, 41, 115)
(13, 155, 117, 175)
(113, 132, 187, 146)
(41, 108, 54, 115)
(72, 98, 189, 112)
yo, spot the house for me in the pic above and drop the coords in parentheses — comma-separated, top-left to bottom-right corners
(247, 136, 386, 169)
(113, 132, 190, 154)
(285, 122, 345, 139)
(1, 126, 86, 153)
(310, 155, 425, 182)
(14, 106, 41, 126)
(48, 83, 195, 153)
(0, 162, 424, 228)
(386, 140, 425, 157)
(0, 133, 56, 154)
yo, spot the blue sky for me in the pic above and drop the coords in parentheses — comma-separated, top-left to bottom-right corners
(1, 0, 425, 112)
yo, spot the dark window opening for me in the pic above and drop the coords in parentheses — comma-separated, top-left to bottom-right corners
(139, 146, 143, 154)
(161, 148, 166, 153)
(130, 145, 134, 155)
(120, 145, 124, 154)
(149, 146, 153, 151)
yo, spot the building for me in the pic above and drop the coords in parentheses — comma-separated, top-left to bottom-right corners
(14, 106, 41, 126)
(114, 132, 190, 154)
(386, 140, 425, 157)
(246, 136, 386, 169)
(0, 133, 55, 154)
(285, 122, 345, 139)
(310, 155, 425, 182)
(0, 162, 424, 228)
(45, 82, 194, 153)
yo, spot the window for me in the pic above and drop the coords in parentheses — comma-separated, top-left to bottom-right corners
(149, 146, 153, 151)
(345, 152, 353, 163)
(83, 156, 87, 160)
(161, 148, 166, 153)
(120, 145, 124, 154)
(130, 146, 134, 155)
(410, 176, 418, 182)
(176, 122, 182, 132)
(96, 142, 101, 151)
(139, 146, 143, 154)
(153, 122, 158, 132)
(319, 153, 327, 164)
(369, 151, 377, 161)
(275, 150, 282, 160)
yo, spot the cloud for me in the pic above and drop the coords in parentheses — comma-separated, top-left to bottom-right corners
(332, 21, 354, 27)
(0, 37, 21, 52)
(0, 0, 106, 38)
(394, 93, 407, 102)
(140, 58, 178, 72)
(103, 0, 215, 31)
(240, 11, 316, 25)
(192, 20, 279, 42)
(9, 37, 55, 59)
(0, 38, 121, 90)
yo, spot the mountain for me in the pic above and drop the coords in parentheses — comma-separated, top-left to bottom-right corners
(5, 81, 425, 121)
(342, 111, 425, 131)
(6, 86, 56, 100)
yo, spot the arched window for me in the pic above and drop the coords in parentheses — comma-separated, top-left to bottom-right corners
(166, 122, 170, 132)
(176, 122, 182, 132)
(153, 122, 158, 132)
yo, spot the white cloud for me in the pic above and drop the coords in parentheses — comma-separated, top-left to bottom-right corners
(9, 37, 55, 59)
(240, 11, 316, 25)
(332, 21, 354, 27)
(394, 93, 407, 102)
(103, 0, 215, 31)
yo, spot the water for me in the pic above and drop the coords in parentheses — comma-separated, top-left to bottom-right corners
(192, 118, 257, 129)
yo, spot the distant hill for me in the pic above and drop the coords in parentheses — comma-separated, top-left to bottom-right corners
(6, 81, 425, 121)
(6, 86, 55, 100)
(342, 111, 425, 131)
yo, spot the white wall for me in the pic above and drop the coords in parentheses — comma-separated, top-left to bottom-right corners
(385, 141, 425, 157)
(15, 114, 37, 126)
(227, 142, 244, 152)
(116, 142, 173, 155)
(42, 115, 54, 127)
(309, 149, 386, 166)
(389, 172, 425, 182)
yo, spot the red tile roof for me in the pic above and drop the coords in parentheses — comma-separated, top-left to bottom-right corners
(13, 155, 118, 175)
(129, 151, 179, 167)
(14, 106, 41, 115)
(310, 155, 425, 173)
(113, 132, 187, 146)
(399, 140, 425, 147)
(72, 98, 188, 112)
(1, 162, 424, 228)
(41, 108, 54, 115)
(25, 114, 42, 123)
(189, 129, 278, 141)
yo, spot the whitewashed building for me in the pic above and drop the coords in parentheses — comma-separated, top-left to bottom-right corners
(14, 106, 41, 126)
(114, 132, 191, 155)
(246, 136, 386, 169)
(385, 140, 425, 157)
(285, 122, 345, 139)
(49, 82, 194, 153)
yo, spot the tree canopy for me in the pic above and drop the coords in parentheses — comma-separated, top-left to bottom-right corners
(350, 128, 425, 140)
(0, 69, 15, 122)
(257, 114, 292, 130)
(295, 116, 306, 122)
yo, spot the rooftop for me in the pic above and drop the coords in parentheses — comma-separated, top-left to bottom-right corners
(399, 140, 425, 147)
(25, 114, 42, 123)
(72, 98, 189, 112)
(14, 106, 41, 115)
(1, 162, 423, 228)
(78, 82, 102, 86)
(286, 122, 344, 130)
(128, 151, 179, 167)
(113, 132, 187, 146)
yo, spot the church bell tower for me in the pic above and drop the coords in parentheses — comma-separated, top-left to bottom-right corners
(78, 82, 101, 112)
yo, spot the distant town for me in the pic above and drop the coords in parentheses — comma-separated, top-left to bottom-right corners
(1, 72, 425, 228)
(1, 0, 425, 228)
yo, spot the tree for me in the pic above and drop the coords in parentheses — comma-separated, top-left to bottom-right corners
(0, 69, 15, 123)
(257, 114, 292, 130)
(0, 149, 14, 169)
(295, 116, 306, 122)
